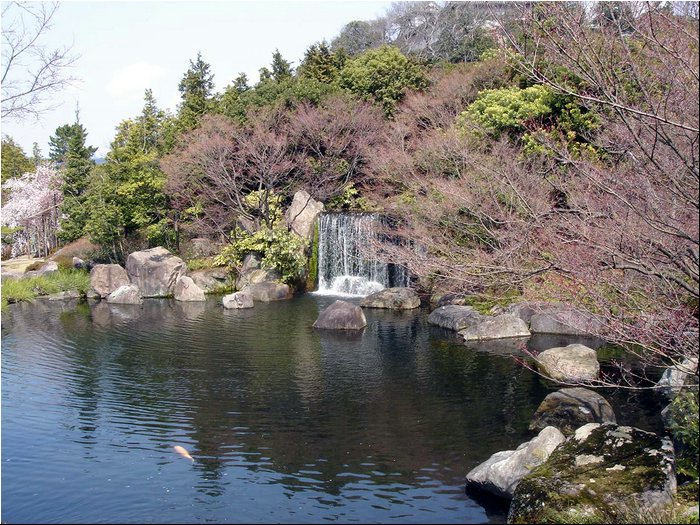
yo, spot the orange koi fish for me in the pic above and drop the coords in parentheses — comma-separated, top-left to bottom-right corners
(173, 445, 194, 462)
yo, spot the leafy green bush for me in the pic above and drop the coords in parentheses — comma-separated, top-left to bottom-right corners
(215, 226, 308, 285)
(457, 84, 599, 156)
(338, 45, 429, 116)
(670, 386, 699, 481)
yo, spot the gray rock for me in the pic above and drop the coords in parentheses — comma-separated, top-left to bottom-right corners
(427, 305, 483, 332)
(46, 290, 82, 301)
(657, 357, 699, 400)
(529, 388, 617, 436)
(72, 257, 86, 269)
(174, 275, 206, 302)
(530, 305, 604, 336)
(508, 424, 676, 524)
(35, 261, 58, 276)
(188, 268, 229, 293)
(106, 284, 143, 304)
(466, 426, 565, 499)
(360, 287, 420, 309)
(241, 253, 262, 273)
(460, 314, 530, 341)
(285, 190, 324, 239)
(90, 264, 131, 298)
(313, 300, 367, 330)
(536, 344, 600, 383)
(235, 267, 281, 290)
(430, 292, 469, 307)
(222, 291, 254, 309)
(244, 282, 292, 302)
(126, 247, 186, 297)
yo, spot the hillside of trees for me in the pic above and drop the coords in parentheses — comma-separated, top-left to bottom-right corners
(2, 1, 698, 389)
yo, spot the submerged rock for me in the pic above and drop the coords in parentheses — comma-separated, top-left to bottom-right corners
(466, 426, 565, 499)
(508, 423, 676, 524)
(529, 388, 616, 436)
(222, 291, 254, 309)
(313, 300, 367, 330)
(360, 287, 420, 309)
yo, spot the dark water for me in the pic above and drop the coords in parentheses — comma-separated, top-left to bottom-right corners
(1, 295, 663, 524)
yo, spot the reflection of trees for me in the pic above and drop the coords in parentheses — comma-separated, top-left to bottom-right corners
(7, 296, 641, 504)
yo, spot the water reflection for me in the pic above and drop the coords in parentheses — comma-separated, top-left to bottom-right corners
(1, 296, 660, 524)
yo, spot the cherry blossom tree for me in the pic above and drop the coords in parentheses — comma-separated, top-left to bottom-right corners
(1, 163, 63, 257)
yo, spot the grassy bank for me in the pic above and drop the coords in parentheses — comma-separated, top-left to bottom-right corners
(1, 269, 90, 311)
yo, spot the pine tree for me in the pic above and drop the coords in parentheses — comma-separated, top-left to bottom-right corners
(177, 52, 215, 131)
(57, 113, 97, 242)
(271, 49, 293, 81)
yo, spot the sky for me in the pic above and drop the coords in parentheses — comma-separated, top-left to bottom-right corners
(1, 0, 392, 157)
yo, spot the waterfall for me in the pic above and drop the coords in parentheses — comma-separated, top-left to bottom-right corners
(315, 213, 409, 296)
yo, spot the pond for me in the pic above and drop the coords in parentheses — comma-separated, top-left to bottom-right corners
(1, 295, 663, 524)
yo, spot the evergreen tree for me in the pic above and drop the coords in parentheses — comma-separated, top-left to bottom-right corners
(32, 142, 43, 166)
(177, 52, 215, 131)
(299, 42, 346, 84)
(232, 72, 250, 93)
(271, 49, 293, 81)
(84, 91, 172, 258)
(57, 114, 97, 242)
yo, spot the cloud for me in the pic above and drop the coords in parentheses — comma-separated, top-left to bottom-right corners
(106, 62, 166, 102)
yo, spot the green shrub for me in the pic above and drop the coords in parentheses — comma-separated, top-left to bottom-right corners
(215, 226, 308, 285)
(670, 386, 700, 481)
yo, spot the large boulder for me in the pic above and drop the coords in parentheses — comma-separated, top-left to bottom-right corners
(106, 284, 143, 304)
(530, 305, 605, 336)
(222, 291, 254, 309)
(313, 300, 367, 330)
(465, 426, 565, 499)
(244, 282, 292, 302)
(536, 344, 600, 383)
(173, 276, 206, 302)
(90, 264, 131, 298)
(285, 190, 324, 239)
(460, 314, 530, 341)
(508, 423, 676, 524)
(125, 247, 186, 297)
(427, 305, 484, 332)
(529, 388, 617, 436)
(360, 287, 420, 309)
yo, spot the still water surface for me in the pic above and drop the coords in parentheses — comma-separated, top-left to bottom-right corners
(1, 295, 662, 523)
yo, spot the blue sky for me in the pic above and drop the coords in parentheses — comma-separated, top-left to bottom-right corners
(1, 0, 392, 157)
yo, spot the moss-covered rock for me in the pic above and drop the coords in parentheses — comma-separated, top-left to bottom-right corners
(508, 423, 676, 524)
(529, 388, 616, 437)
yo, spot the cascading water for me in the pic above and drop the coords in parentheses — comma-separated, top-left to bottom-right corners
(315, 213, 409, 296)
